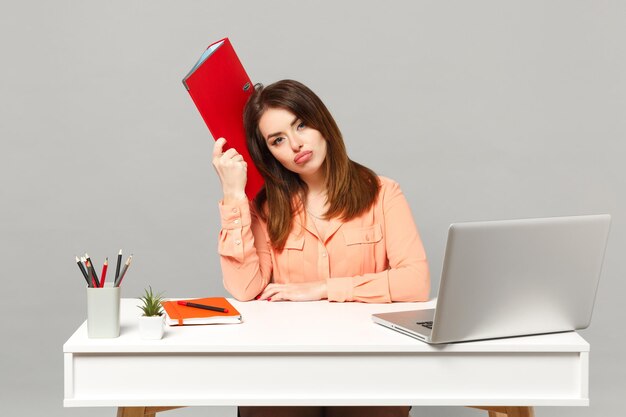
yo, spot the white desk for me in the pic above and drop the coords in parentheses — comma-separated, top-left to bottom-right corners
(64, 299, 589, 417)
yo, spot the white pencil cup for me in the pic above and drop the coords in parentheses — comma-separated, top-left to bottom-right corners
(87, 286, 121, 338)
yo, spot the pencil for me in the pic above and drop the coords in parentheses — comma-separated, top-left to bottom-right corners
(177, 301, 228, 313)
(75, 256, 90, 286)
(115, 249, 122, 283)
(100, 258, 108, 288)
(86, 259, 97, 288)
(82, 257, 95, 288)
(85, 253, 100, 287)
(115, 254, 133, 287)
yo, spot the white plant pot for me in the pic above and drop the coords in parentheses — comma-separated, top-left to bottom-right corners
(139, 315, 165, 340)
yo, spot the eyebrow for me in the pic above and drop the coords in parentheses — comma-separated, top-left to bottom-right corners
(265, 116, 300, 141)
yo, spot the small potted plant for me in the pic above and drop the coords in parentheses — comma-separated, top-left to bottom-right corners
(138, 286, 165, 340)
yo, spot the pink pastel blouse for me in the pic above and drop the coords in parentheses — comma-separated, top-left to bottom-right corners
(218, 176, 430, 303)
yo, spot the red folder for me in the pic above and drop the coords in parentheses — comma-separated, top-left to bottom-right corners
(183, 38, 264, 198)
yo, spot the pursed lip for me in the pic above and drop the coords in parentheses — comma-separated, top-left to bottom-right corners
(294, 150, 313, 164)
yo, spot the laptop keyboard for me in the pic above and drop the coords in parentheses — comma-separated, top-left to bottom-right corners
(417, 321, 433, 329)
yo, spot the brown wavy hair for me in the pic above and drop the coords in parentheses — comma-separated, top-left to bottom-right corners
(243, 80, 379, 251)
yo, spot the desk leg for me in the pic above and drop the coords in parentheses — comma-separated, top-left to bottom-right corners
(117, 406, 185, 417)
(469, 406, 535, 417)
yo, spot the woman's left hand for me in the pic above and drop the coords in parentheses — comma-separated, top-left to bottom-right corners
(257, 281, 328, 302)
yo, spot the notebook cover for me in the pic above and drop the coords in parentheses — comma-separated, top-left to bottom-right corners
(183, 37, 264, 199)
(161, 297, 242, 326)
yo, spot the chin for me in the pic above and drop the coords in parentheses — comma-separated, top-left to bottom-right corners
(299, 166, 324, 177)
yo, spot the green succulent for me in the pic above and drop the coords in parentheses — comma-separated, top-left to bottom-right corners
(138, 286, 164, 317)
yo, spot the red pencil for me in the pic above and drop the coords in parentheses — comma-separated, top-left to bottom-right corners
(100, 258, 108, 287)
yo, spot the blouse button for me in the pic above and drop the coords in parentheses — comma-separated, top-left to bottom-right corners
(233, 219, 240, 224)
(321, 252, 327, 257)
(235, 239, 242, 245)
(232, 208, 239, 213)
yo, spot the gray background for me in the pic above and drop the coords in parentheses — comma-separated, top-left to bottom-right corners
(0, 1, 623, 416)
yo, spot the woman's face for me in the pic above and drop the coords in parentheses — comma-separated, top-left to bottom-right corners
(258, 107, 327, 182)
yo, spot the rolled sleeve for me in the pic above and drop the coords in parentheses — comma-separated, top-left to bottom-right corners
(218, 198, 251, 262)
(219, 198, 251, 229)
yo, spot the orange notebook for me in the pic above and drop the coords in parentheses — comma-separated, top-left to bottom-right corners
(182, 37, 264, 199)
(161, 297, 242, 326)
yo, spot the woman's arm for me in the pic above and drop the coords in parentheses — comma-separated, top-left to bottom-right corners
(218, 198, 273, 301)
(212, 137, 272, 300)
(326, 179, 430, 303)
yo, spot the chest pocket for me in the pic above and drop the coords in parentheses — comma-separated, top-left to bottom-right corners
(341, 224, 382, 275)
(343, 224, 383, 245)
(284, 235, 305, 250)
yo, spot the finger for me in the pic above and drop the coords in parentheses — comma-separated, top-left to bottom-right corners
(267, 290, 289, 302)
(221, 148, 240, 161)
(257, 291, 274, 301)
(266, 287, 286, 302)
(213, 138, 227, 159)
(257, 287, 276, 300)
(257, 284, 280, 300)
(267, 293, 284, 302)
(256, 288, 270, 300)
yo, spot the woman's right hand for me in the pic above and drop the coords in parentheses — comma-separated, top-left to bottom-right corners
(212, 138, 247, 204)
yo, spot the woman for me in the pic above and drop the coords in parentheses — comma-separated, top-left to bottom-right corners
(213, 80, 429, 417)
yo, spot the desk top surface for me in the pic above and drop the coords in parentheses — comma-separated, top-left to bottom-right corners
(64, 298, 588, 354)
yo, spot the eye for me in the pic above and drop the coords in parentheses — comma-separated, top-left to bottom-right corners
(297, 121, 305, 130)
(271, 137, 285, 146)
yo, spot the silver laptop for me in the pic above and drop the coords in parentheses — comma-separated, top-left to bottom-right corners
(372, 214, 611, 344)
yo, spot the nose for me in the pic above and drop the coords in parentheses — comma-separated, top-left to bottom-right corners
(290, 135, 304, 152)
